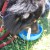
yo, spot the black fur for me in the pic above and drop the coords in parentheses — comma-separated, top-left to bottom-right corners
(0, 0, 46, 34)
(0, 0, 5, 11)
(7, 0, 45, 20)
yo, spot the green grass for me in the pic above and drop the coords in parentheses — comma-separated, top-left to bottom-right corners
(0, 13, 50, 50)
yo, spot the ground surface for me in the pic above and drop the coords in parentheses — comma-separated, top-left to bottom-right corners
(0, 11, 50, 50)
(29, 11, 50, 50)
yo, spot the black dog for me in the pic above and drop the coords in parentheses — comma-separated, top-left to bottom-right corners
(0, 0, 46, 34)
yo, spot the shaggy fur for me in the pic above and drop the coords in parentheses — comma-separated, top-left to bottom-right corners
(7, 0, 46, 20)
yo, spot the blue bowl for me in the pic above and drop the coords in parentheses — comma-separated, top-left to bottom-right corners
(19, 24, 43, 41)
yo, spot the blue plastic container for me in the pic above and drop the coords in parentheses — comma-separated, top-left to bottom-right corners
(19, 24, 43, 41)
